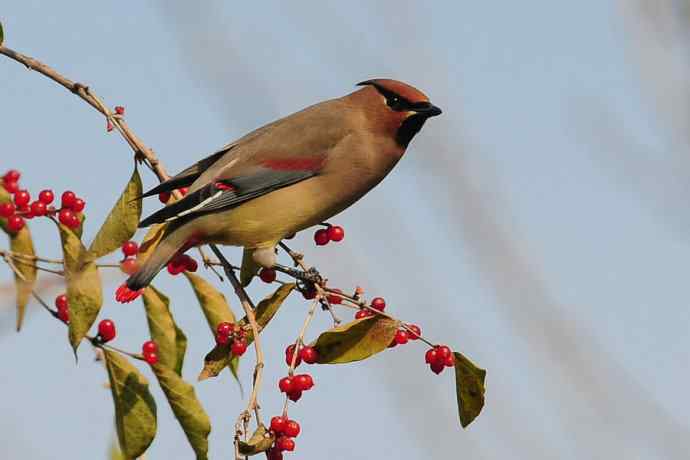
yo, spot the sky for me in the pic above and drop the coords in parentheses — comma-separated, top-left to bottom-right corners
(1, 1, 690, 459)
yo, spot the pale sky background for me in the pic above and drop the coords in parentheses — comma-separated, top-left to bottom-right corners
(2, 1, 690, 459)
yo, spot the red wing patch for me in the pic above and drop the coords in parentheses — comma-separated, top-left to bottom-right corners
(261, 156, 325, 171)
(214, 181, 235, 191)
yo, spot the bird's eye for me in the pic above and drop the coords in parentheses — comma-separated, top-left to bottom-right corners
(386, 96, 404, 111)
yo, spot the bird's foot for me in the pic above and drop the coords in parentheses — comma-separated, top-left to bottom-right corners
(273, 264, 323, 285)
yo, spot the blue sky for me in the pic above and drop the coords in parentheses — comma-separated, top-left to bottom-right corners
(2, 1, 689, 459)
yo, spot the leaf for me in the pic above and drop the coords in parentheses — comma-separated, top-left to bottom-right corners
(198, 283, 294, 381)
(1, 186, 37, 331)
(313, 316, 400, 364)
(142, 285, 187, 375)
(0, 21, 4, 46)
(87, 167, 142, 259)
(453, 351, 486, 428)
(136, 222, 167, 264)
(109, 440, 126, 460)
(104, 350, 157, 460)
(58, 223, 103, 352)
(238, 424, 275, 456)
(240, 247, 260, 286)
(184, 272, 236, 333)
(152, 363, 211, 460)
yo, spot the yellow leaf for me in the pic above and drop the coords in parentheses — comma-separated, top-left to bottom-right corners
(453, 351, 486, 428)
(313, 316, 400, 364)
(87, 167, 142, 259)
(238, 424, 275, 456)
(198, 283, 294, 381)
(152, 363, 211, 460)
(104, 350, 157, 460)
(240, 247, 260, 286)
(58, 223, 102, 352)
(142, 285, 187, 375)
(1, 185, 37, 331)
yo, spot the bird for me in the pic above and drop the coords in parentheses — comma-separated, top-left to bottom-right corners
(116, 79, 442, 302)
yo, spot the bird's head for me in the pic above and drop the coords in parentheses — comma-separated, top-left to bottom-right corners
(355, 79, 442, 148)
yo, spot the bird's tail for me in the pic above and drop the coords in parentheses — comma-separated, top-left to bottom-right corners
(116, 225, 188, 303)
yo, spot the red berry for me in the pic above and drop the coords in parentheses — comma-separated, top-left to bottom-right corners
(216, 321, 233, 337)
(107, 120, 114, 132)
(301, 285, 317, 300)
(57, 305, 69, 323)
(143, 352, 158, 365)
(278, 376, 294, 393)
(259, 268, 277, 283)
(38, 190, 54, 205)
(284, 420, 301, 437)
(67, 212, 81, 229)
(394, 330, 409, 345)
(55, 294, 68, 310)
(71, 198, 86, 212)
(407, 324, 421, 340)
(430, 361, 445, 375)
(159, 192, 171, 203)
(118, 259, 138, 278)
(293, 374, 314, 391)
(327, 225, 344, 242)
(231, 338, 248, 356)
(61, 191, 76, 209)
(276, 436, 295, 452)
(436, 345, 452, 361)
(270, 416, 287, 434)
(121, 241, 139, 257)
(3, 181, 19, 194)
(179, 187, 189, 196)
(3, 170, 20, 183)
(354, 309, 371, 320)
(285, 344, 302, 367)
(371, 297, 386, 311)
(299, 346, 319, 364)
(425, 348, 438, 364)
(58, 208, 74, 227)
(13, 190, 30, 207)
(326, 289, 342, 304)
(30, 201, 47, 217)
(97, 319, 116, 342)
(6, 215, 24, 233)
(444, 353, 455, 367)
(287, 390, 302, 402)
(142, 340, 158, 355)
(167, 254, 186, 275)
(114, 106, 125, 115)
(314, 228, 329, 246)
(0, 202, 15, 217)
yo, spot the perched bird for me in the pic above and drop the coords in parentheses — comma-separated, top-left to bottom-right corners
(116, 79, 441, 302)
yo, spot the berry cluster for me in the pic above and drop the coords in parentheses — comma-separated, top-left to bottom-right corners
(54, 294, 69, 324)
(313, 224, 344, 246)
(284, 344, 319, 367)
(215, 321, 248, 356)
(166, 253, 198, 275)
(97, 319, 117, 343)
(0, 169, 86, 232)
(158, 187, 188, 204)
(354, 296, 386, 319)
(141, 340, 159, 365)
(120, 240, 140, 275)
(425, 345, 454, 374)
(267, 416, 301, 458)
(278, 374, 314, 402)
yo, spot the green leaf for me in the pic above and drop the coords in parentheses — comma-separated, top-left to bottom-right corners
(87, 167, 142, 260)
(109, 440, 126, 460)
(198, 283, 294, 381)
(1, 186, 37, 331)
(184, 272, 236, 333)
(142, 285, 187, 375)
(0, 21, 4, 47)
(152, 363, 211, 460)
(313, 315, 400, 364)
(58, 223, 102, 352)
(240, 247, 260, 286)
(104, 350, 157, 460)
(453, 351, 486, 428)
(238, 424, 275, 456)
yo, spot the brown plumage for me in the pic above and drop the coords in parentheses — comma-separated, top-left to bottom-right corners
(117, 79, 441, 302)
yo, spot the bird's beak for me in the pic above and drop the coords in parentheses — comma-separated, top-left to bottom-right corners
(413, 102, 442, 117)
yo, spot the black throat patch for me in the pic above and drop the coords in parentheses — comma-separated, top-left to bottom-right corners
(396, 114, 428, 148)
